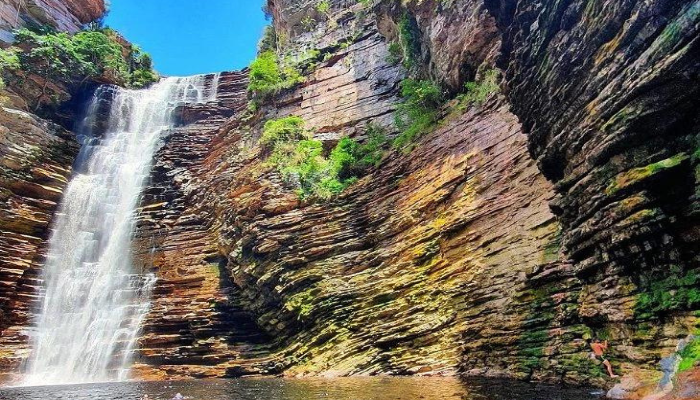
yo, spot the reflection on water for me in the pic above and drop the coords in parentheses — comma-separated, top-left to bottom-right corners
(0, 377, 604, 400)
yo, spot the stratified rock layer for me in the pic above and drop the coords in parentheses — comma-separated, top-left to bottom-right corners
(130, 0, 700, 394)
(0, 0, 696, 396)
(0, 106, 78, 382)
(127, 1, 569, 382)
(131, 72, 280, 380)
(0, 0, 105, 44)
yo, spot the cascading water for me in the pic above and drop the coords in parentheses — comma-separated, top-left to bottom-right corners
(22, 75, 219, 386)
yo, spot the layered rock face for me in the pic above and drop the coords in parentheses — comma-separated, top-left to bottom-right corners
(130, 0, 700, 395)
(495, 0, 700, 395)
(131, 73, 280, 379)
(0, 0, 696, 396)
(0, 0, 105, 44)
(129, 0, 570, 383)
(0, 106, 79, 381)
(0, 0, 105, 382)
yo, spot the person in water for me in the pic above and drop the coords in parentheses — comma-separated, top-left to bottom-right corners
(590, 338, 619, 378)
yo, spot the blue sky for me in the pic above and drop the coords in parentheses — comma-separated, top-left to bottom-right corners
(106, 0, 268, 76)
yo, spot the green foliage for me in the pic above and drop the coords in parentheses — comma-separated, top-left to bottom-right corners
(258, 25, 277, 53)
(286, 289, 316, 320)
(129, 47, 158, 88)
(398, 13, 421, 70)
(0, 47, 20, 71)
(316, 0, 331, 14)
(249, 51, 281, 94)
(261, 115, 308, 147)
(386, 42, 402, 65)
(248, 51, 304, 99)
(14, 28, 93, 81)
(456, 69, 500, 109)
(264, 117, 386, 200)
(270, 138, 346, 200)
(130, 68, 159, 89)
(72, 30, 129, 79)
(11, 27, 158, 88)
(333, 124, 388, 179)
(679, 337, 700, 372)
(0, 47, 20, 89)
(635, 267, 700, 320)
(393, 79, 443, 151)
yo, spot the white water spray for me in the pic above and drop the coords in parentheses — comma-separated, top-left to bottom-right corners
(22, 75, 219, 386)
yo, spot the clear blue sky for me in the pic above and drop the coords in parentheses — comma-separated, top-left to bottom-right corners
(106, 0, 268, 76)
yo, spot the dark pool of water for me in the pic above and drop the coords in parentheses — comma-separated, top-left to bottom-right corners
(0, 377, 605, 400)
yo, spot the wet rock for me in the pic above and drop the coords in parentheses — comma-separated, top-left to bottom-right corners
(0, 106, 79, 382)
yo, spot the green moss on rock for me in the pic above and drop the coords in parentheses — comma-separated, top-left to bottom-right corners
(606, 153, 689, 195)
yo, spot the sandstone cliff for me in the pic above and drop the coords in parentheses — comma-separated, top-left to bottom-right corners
(0, 0, 697, 398)
(128, 1, 700, 397)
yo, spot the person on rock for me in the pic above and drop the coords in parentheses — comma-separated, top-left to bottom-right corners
(590, 338, 619, 378)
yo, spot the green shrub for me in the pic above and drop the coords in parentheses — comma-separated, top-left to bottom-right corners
(71, 30, 130, 79)
(14, 28, 93, 82)
(457, 69, 500, 108)
(130, 68, 159, 89)
(248, 51, 304, 99)
(316, 0, 331, 15)
(0, 47, 20, 71)
(129, 47, 158, 88)
(261, 115, 308, 147)
(333, 125, 387, 179)
(0, 47, 20, 89)
(679, 337, 700, 372)
(386, 42, 403, 65)
(270, 138, 346, 200)
(263, 117, 386, 200)
(258, 25, 277, 53)
(393, 79, 443, 150)
(249, 51, 281, 95)
(11, 27, 158, 88)
(398, 13, 421, 70)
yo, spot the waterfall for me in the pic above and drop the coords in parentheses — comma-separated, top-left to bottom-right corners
(22, 75, 219, 386)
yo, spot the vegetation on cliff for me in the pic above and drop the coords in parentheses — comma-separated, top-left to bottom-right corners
(263, 116, 387, 199)
(679, 336, 700, 372)
(393, 78, 443, 150)
(635, 267, 700, 320)
(0, 26, 158, 92)
(248, 50, 303, 100)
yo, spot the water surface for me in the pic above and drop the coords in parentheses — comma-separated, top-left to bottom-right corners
(0, 377, 604, 400)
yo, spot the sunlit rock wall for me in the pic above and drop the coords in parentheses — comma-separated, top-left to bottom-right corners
(133, 0, 700, 395)
(0, 106, 79, 382)
(0, 0, 105, 44)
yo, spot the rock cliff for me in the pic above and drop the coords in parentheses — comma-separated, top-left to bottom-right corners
(127, 0, 700, 396)
(0, 0, 697, 398)
(0, 0, 106, 382)
(0, 0, 105, 44)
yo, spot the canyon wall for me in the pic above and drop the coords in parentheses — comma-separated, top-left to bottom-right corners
(0, 99, 79, 380)
(129, 0, 700, 397)
(0, 0, 697, 397)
